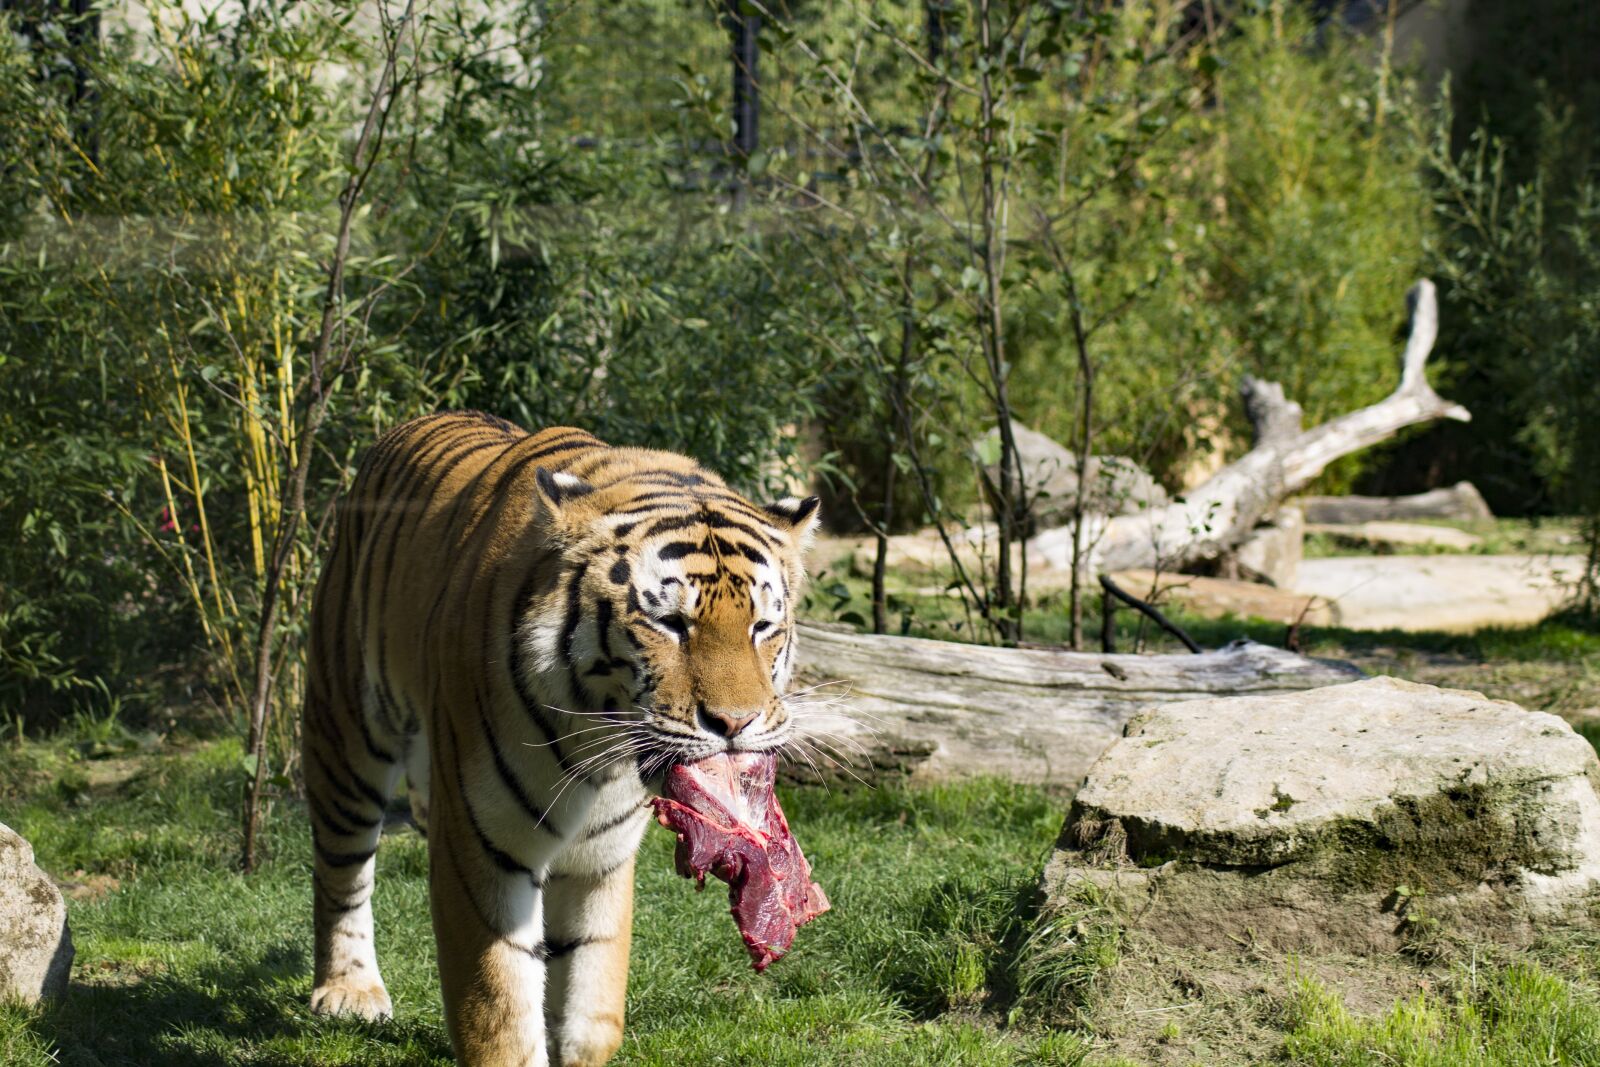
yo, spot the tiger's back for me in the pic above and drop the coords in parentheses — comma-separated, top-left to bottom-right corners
(302, 412, 819, 1067)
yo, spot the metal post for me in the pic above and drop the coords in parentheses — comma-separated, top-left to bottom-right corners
(925, 0, 947, 64)
(67, 0, 99, 164)
(725, 1, 760, 166)
(1101, 585, 1116, 653)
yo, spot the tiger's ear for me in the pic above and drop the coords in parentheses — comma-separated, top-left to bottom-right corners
(533, 467, 598, 534)
(763, 495, 821, 547)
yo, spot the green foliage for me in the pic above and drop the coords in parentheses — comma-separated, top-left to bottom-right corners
(759, 0, 1437, 521)
(0, 1, 830, 729)
(1370, 0, 1600, 602)
(1423, 103, 1600, 605)
(1, 0, 1593, 699)
(0, 1, 368, 725)
(426, 189, 830, 492)
(1007, 4, 1433, 492)
(1204, 12, 1429, 458)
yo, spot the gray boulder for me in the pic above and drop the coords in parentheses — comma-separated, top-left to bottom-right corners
(1043, 677, 1600, 956)
(1233, 505, 1304, 587)
(0, 822, 73, 1003)
(976, 421, 1167, 530)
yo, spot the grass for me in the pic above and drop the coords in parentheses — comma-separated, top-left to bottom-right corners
(1284, 963, 1600, 1066)
(0, 737, 1098, 1066)
(6, 713, 1600, 1064)
(6, 545, 1600, 1065)
(1302, 517, 1585, 559)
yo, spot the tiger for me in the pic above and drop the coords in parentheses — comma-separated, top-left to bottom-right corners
(301, 412, 819, 1066)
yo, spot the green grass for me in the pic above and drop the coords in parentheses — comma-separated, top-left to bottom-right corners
(8, 733, 1600, 1065)
(0, 739, 1096, 1066)
(8, 576, 1600, 1067)
(1303, 517, 1585, 560)
(1284, 964, 1600, 1066)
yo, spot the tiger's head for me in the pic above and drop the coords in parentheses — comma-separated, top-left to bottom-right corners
(523, 460, 820, 781)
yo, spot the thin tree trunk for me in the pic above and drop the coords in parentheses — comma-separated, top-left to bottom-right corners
(871, 462, 895, 634)
(975, 0, 1021, 644)
(1063, 262, 1094, 649)
(1100, 584, 1115, 653)
(241, 5, 413, 872)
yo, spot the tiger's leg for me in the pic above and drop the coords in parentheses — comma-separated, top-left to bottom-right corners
(430, 764, 553, 1066)
(543, 856, 638, 1067)
(305, 692, 402, 1021)
(544, 781, 648, 1067)
(404, 731, 431, 835)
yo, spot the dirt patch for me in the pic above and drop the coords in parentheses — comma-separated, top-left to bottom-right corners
(56, 870, 123, 902)
(1081, 934, 1434, 1065)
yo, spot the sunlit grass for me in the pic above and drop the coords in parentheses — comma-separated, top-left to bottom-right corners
(1302, 516, 1584, 560)
(1284, 963, 1600, 1066)
(1, 741, 1084, 1066)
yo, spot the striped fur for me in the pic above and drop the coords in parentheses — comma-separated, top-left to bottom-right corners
(302, 413, 819, 1067)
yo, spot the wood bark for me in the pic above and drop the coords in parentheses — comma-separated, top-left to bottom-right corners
(787, 623, 1362, 788)
(1298, 481, 1493, 525)
(1028, 280, 1471, 576)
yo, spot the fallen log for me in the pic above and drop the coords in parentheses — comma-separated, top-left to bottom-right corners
(787, 623, 1362, 788)
(1028, 280, 1471, 576)
(1298, 481, 1493, 525)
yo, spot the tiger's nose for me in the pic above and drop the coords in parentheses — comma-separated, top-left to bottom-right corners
(697, 702, 757, 738)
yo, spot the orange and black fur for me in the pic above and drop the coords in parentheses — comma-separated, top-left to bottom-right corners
(301, 413, 819, 1066)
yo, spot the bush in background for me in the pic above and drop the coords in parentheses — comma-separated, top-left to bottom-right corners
(0, 0, 827, 731)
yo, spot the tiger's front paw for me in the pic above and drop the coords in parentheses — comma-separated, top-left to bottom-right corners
(310, 978, 393, 1022)
(557, 1015, 624, 1067)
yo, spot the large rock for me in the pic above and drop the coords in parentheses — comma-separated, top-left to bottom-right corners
(977, 421, 1167, 529)
(1293, 554, 1584, 632)
(0, 822, 73, 1003)
(1234, 505, 1304, 587)
(1043, 677, 1600, 958)
(1298, 481, 1493, 524)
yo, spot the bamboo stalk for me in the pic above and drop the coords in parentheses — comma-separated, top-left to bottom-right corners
(154, 453, 213, 642)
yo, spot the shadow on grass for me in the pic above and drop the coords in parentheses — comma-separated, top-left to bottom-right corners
(1173, 606, 1600, 663)
(33, 942, 449, 1067)
(875, 873, 1047, 1021)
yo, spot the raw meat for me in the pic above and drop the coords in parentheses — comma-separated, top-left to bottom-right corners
(650, 751, 829, 971)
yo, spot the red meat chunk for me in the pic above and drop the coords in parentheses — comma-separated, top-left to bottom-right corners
(650, 751, 829, 971)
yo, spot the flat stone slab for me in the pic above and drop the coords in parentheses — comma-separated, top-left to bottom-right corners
(1047, 677, 1600, 958)
(1307, 520, 1483, 551)
(1292, 554, 1585, 632)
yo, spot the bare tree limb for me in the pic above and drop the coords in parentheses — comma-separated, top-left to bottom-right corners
(1098, 574, 1202, 654)
(1029, 280, 1471, 576)
(241, 0, 418, 873)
